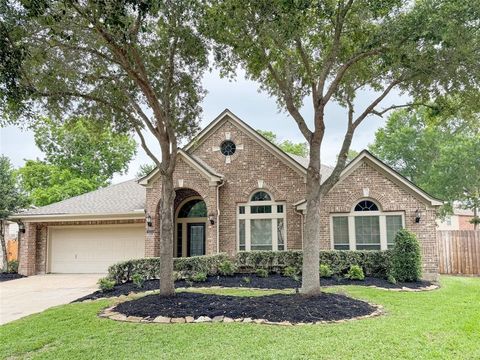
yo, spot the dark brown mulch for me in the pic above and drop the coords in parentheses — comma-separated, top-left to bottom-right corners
(74, 274, 433, 302)
(113, 291, 376, 323)
(0, 273, 25, 282)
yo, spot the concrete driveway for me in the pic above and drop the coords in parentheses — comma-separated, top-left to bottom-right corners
(0, 274, 101, 325)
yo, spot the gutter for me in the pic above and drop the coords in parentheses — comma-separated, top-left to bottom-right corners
(8, 211, 145, 222)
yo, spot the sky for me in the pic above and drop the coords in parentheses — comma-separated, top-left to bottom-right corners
(0, 67, 407, 184)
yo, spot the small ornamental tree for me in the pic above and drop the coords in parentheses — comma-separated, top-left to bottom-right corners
(390, 229, 422, 282)
(0, 1, 208, 296)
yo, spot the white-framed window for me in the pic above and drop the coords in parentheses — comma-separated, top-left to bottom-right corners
(237, 190, 286, 251)
(330, 200, 404, 251)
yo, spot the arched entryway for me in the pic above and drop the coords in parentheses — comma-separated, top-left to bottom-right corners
(175, 194, 207, 257)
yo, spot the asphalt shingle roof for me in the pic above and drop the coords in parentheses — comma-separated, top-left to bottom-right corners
(17, 179, 145, 216)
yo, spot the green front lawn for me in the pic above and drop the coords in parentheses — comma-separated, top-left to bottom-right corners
(1, 276, 479, 359)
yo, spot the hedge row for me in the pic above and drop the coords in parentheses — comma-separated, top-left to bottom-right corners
(235, 250, 391, 278)
(108, 250, 391, 283)
(108, 253, 229, 284)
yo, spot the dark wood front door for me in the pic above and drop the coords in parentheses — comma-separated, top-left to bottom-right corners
(187, 223, 205, 257)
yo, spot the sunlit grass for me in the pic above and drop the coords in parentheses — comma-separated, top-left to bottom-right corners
(1, 276, 479, 360)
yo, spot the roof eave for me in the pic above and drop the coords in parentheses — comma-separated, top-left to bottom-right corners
(9, 211, 145, 222)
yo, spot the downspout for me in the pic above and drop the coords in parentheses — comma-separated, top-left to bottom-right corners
(216, 180, 225, 253)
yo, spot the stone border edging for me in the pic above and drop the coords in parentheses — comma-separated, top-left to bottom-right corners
(369, 284, 439, 292)
(98, 293, 385, 326)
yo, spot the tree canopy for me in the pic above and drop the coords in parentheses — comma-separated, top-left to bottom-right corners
(1, 0, 210, 296)
(205, 0, 480, 294)
(257, 130, 308, 157)
(15, 117, 136, 207)
(369, 107, 480, 220)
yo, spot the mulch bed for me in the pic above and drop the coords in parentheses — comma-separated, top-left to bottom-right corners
(74, 274, 433, 302)
(113, 291, 376, 323)
(0, 273, 25, 282)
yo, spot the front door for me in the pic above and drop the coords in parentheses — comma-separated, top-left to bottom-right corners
(187, 223, 205, 257)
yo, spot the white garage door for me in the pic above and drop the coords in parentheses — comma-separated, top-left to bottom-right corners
(49, 225, 145, 273)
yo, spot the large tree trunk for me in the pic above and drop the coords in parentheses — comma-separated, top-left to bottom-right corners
(301, 147, 322, 296)
(0, 221, 8, 273)
(158, 172, 175, 297)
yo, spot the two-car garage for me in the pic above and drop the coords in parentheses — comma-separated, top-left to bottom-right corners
(48, 224, 145, 273)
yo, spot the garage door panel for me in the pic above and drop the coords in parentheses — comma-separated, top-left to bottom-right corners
(49, 225, 145, 273)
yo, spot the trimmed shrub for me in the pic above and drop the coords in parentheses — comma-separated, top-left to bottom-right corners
(218, 260, 236, 276)
(98, 277, 116, 292)
(108, 253, 229, 284)
(345, 265, 365, 280)
(282, 265, 299, 278)
(235, 250, 390, 278)
(7, 260, 18, 273)
(132, 273, 144, 288)
(242, 276, 251, 284)
(387, 274, 397, 284)
(319, 264, 333, 278)
(390, 229, 422, 282)
(255, 268, 269, 278)
(191, 272, 207, 282)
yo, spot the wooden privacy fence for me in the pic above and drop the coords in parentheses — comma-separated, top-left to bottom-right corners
(437, 230, 480, 275)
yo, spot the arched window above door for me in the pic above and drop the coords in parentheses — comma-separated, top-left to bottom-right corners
(178, 199, 207, 218)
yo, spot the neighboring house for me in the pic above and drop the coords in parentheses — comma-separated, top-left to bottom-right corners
(12, 110, 442, 280)
(437, 207, 476, 230)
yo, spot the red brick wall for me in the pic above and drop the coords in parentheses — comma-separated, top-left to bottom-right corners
(319, 161, 439, 281)
(458, 215, 475, 230)
(189, 117, 306, 254)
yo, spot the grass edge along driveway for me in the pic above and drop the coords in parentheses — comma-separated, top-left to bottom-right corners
(1, 276, 479, 360)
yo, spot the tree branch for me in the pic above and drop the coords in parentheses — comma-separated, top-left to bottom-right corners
(316, 0, 354, 99)
(353, 79, 402, 128)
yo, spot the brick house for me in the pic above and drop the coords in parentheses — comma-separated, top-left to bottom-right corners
(12, 110, 442, 280)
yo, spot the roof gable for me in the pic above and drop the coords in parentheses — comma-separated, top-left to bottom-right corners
(138, 149, 223, 187)
(184, 109, 309, 177)
(338, 150, 443, 207)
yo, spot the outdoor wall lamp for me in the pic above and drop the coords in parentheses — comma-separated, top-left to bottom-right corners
(18, 222, 26, 233)
(146, 214, 153, 227)
(208, 214, 215, 225)
(415, 209, 421, 223)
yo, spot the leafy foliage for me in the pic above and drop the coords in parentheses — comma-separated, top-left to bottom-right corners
(32, 117, 136, 184)
(190, 272, 207, 282)
(204, 0, 480, 294)
(255, 268, 269, 278)
(257, 130, 308, 157)
(390, 229, 422, 282)
(0, 156, 29, 272)
(0, 156, 29, 219)
(282, 266, 299, 278)
(235, 250, 391, 278)
(15, 118, 136, 206)
(369, 107, 480, 217)
(319, 264, 333, 278)
(108, 254, 229, 284)
(131, 273, 145, 288)
(98, 277, 116, 292)
(17, 160, 99, 207)
(217, 260, 236, 276)
(345, 265, 365, 281)
(136, 163, 156, 179)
